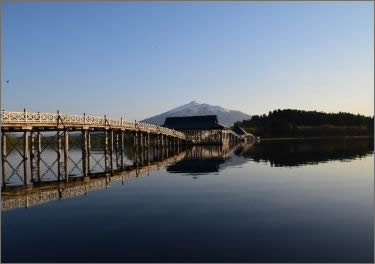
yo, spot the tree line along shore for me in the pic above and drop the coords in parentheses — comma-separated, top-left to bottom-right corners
(234, 109, 374, 139)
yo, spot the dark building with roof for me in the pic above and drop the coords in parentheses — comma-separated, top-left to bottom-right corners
(163, 115, 239, 145)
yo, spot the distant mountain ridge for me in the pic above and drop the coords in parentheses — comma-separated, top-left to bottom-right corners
(142, 101, 251, 127)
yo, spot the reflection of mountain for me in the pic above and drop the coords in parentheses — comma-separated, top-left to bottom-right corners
(242, 138, 374, 167)
(167, 159, 224, 174)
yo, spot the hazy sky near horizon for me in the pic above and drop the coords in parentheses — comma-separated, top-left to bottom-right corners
(2, 2, 374, 120)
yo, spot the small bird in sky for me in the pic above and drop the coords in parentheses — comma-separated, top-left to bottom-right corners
(6, 80, 9, 83)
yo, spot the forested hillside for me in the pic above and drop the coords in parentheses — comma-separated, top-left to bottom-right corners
(235, 109, 374, 138)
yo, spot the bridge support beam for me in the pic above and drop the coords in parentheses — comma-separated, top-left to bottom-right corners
(23, 131, 29, 186)
(114, 132, 119, 169)
(140, 146, 144, 165)
(140, 132, 143, 149)
(146, 146, 150, 165)
(2, 132, 6, 187)
(104, 130, 108, 174)
(30, 131, 41, 182)
(109, 129, 113, 175)
(81, 129, 88, 177)
(87, 131, 91, 175)
(120, 131, 124, 169)
(57, 131, 62, 180)
(134, 132, 138, 149)
(64, 130, 69, 182)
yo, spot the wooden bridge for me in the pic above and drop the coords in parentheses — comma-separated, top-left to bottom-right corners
(1, 110, 195, 187)
(1, 110, 245, 187)
(1, 110, 188, 137)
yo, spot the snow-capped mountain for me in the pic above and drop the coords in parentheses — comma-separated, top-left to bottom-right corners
(142, 101, 251, 127)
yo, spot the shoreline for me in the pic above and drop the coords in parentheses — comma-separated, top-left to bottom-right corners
(258, 135, 374, 141)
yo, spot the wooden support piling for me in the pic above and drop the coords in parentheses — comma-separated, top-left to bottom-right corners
(115, 132, 119, 169)
(64, 130, 69, 182)
(140, 132, 143, 149)
(120, 131, 124, 169)
(134, 132, 138, 149)
(30, 132, 34, 181)
(81, 129, 88, 176)
(23, 131, 29, 186)
(2, 132, 6, 187)
(109, 129, 113, 174)
(87, 131, 91, 174)
(57, 132, 62, 180)
(104, 130, 108, 173)
(37, 132, 41, 182)
(141, 147, 144, 165)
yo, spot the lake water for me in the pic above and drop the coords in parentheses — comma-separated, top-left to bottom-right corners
(1, 138, 374, 262)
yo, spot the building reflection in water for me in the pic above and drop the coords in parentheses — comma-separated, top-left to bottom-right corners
(166, 144, 243, 175)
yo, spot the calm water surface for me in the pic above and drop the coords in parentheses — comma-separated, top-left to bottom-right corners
(2, 138, 374, 262)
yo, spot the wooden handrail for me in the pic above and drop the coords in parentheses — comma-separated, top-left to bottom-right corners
(1, 111, 187, 139)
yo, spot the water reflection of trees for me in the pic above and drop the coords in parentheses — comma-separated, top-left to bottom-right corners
(167, 138, 374, 174)
(238, 138, 374, 167)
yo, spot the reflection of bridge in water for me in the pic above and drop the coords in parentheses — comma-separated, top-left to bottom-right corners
(2, 143, 246, 211)
(1, 147, 188, 211)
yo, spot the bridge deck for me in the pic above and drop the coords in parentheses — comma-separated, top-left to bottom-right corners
(1, 111, 187, 139)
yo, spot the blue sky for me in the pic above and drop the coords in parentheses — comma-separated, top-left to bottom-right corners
(2, 2, 373, 120)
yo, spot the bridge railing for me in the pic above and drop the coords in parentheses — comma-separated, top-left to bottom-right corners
(1, 111, 186, 139)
